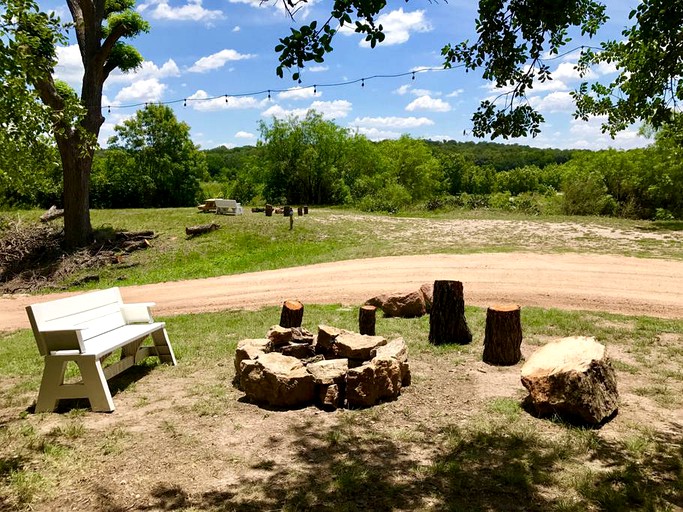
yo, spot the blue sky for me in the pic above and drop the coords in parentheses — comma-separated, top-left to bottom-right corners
(49, 0, 647, 150)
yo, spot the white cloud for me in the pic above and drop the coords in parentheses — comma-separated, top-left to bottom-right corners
(309, 65, 329, 73)
(530, 91, 575, 113)
(227, 0, 318, 17)
(277, 87, 320, 100)
(341, 8, 431, 46)
(566, 117, 645, 149)
(446, 89, 464, 98)
(54, 45, 83, 89)
(394, 85, 411, 95)
(350, 116, 434, 129)
(137, 0, 224, 22)
(232, 25, 241, 32)
(188, 49, 255, 73)
(114, 78, 166, 103)
(351, 127, 402, 141)
(187, 90, 268, 111)
(107, 59, 180, 85)
(405, 95, 452, 112)
(261, 100, 352, 120)
(235, 131, 255, 139)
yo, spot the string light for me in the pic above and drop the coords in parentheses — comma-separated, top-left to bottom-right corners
(99, 64, 463, 112)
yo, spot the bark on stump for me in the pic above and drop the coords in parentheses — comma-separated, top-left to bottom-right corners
(428, 280, 472, 345)
(297, 207, 303, 216)
(359, 305, 377, 336)
(283, 205, 292, 217)
(265, 204, 273, 217)
(483, 304, 522, 365)
(303, 206, 309, 214)
(279, 300, 304, 328)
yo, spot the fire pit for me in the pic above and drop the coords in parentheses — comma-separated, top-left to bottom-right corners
(234, 324, 411, 410)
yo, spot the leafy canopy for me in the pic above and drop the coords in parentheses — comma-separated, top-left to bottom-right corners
(275, 0, 681, 139)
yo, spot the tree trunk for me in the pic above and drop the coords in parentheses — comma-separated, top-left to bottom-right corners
(428, 280, 472, 345)
(359, 305, 377, 335)
(483, 304, 522, 365)
(279, 300, 304, 328)
(56, 135, 94, 248)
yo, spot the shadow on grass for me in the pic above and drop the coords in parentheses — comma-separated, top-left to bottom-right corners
(133, 415, 682, 511)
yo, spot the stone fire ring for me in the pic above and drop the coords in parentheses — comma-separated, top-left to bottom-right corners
(234, 324, 411, 410)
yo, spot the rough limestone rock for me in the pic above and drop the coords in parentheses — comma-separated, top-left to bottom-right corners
(291, 327, 315, 344)
(346, 358, 402, 407)
(366, 291, 427, 318)
(307, 358, 349, 410)
(267, 325, 293, 347)
(306, 359, 349, 385)
(419, 283, 434, 313)
(319, 384, 342, 410)
(372, 337, 411, 387)
(333, 333, 387, 361)
(234, 338, 271, 375)
(280, 342, 316, 359)
(316, 325, 345, 353)
(240, 352, 315, 407)
(521, 336, 619, 424)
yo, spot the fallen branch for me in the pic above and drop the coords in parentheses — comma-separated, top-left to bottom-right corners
(185, 223, 220, 237)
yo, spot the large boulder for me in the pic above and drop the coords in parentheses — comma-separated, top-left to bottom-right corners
(366, 291, 427, 318)
(521, 336, 619, 424)
(419, 283, 434, 313)
(346, 358, 402, 408)
(240, 352, 315, 407)
(316, 325, 346, 354)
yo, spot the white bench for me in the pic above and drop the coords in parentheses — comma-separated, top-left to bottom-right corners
(215, 199, 243, 215)
(26, 287, 177, 413)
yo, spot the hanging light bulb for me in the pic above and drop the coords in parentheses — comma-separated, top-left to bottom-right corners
(313, 85, 317, 94)
(183, 99, 187, 107)
(412, 71, 416, 80)
(361, 78, 365, 88)
(268, 90, 271, 100)
(225, 95, 228, 103)
(107, 105, 111, 114)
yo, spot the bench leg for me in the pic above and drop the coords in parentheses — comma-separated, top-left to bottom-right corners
(76, 355, 115, 412)
(152, 328, 177, 366)
(35, 357, 68, 413)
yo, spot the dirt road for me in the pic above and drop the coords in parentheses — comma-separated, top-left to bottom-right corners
(2, 252, 682, 331)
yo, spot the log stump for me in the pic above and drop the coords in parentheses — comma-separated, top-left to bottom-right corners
(297, 207, 303, 216)
(359, 305, 377, 336)
(428, 280, 472, 345)
(303, 205, 309, 214)
(279, 300, 304, 328)
(265, 204, 273, 217)
(483, 304, 522, 365)
(283, 205, 292, 217)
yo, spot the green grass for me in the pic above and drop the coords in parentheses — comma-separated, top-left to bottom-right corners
(5, 207, 682, 291)
(0, 305, 681, 510)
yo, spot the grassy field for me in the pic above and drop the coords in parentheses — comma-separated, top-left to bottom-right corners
(0, 207, 681, 510)
(0, 305, 681, 510)
(3, 207, 683, 291)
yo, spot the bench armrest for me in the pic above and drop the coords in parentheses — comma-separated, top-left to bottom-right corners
(121, 302, 156, 324)
(41, 328, 85, 353)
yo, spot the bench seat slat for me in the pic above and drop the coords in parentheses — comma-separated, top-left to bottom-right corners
(78, 322, 166, 358)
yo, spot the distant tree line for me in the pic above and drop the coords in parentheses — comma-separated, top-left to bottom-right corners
(1, 108, 681, 220)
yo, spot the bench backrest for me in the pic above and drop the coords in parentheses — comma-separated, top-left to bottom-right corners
(26, 288, 126, 356)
